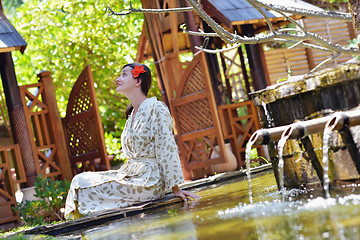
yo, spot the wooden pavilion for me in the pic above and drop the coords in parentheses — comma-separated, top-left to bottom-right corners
(136, 0, 326, 180)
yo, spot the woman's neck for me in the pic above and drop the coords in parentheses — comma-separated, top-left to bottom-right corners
(129, 94, 148, 114)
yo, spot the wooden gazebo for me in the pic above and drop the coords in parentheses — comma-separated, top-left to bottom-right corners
(135, 0, 356, 180)
(135, 0, 334, 180)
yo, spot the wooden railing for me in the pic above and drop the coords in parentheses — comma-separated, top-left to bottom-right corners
(19, 72, 72, 181)
(218, 100, 265, 168)
(0, 144, 26, 229)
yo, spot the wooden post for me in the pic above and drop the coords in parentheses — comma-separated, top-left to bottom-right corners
(220, 55, 233, 102)
(237, 44, 251, 98)
(203, 23, 226, 106)
(37, 71, 73, 180)
(241, 24, 269, 91)
(0, 52, 36, 186)
(180, 0, 203, 54)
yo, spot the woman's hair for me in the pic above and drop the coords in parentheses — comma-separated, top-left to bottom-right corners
(123, 63, 152, 119)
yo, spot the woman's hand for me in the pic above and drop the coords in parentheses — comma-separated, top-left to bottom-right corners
(172, 185, 201, 202)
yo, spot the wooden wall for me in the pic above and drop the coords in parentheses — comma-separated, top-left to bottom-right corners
(264, 17, 359, 85)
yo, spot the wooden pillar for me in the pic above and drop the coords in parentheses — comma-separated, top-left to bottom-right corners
(241, 24, 269, 91)
(0, 52, 36, 186)
(37, 71, 73, 181)
(141, 0, 170, 106)
(220, 55, 233, 102)
(237, 45, 251, 98)
(181, 0, 203, 54)
(203, 22, 227, 106)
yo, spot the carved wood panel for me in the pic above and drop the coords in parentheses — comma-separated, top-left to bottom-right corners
(62, 65, 110, 175)
(169, 52, 227, 179)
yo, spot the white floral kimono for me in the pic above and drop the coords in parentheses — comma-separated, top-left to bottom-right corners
(64, 97, 184, 219)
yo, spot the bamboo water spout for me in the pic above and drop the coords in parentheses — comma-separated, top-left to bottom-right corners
(249, 110, 360, 146)
(325, 111, 360, 174)
(248, 110, 360, 189)
(248, 116, 332, 146)
(325, 111, 360, 131)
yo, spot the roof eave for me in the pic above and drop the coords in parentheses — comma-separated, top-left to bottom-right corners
(0, 8, 27, 54)
(202, 0, 232, 29)
(231, 14, 304, 27)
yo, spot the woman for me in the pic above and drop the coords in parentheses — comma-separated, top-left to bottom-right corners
(64, 63, 200, 220)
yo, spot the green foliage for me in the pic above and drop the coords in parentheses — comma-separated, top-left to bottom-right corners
(12, 0, 143, 126)
(277, 78, 288, 83)
(104, 131, 127, 164)
(349, 35, 360, 59)
(14, 176, 70, 226)
(8, 0, 161, 163)
(0, 233, 57, 240)
(2, 0, 24, 17)
(249, 148, 270, 168)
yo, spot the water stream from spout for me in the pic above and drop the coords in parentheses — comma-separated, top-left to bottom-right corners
(245, 142, 253, 204)
(261, 101, 274, 127)
(277, 137, 287, 202)
(322, 126, 332, 199)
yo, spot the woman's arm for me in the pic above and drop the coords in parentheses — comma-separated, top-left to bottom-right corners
(172, 185, 201, 202)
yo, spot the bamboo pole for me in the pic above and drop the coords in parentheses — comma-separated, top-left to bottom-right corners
(249, 109, 360, 146)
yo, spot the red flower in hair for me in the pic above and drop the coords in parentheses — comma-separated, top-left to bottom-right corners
(132, 65, 146, 78)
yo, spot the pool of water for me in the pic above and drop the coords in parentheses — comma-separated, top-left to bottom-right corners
(59, 171, 360, 239)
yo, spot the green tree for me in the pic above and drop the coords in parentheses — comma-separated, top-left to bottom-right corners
(9, 0, 160, 161)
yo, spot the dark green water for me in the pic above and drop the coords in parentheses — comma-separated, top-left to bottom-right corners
(61, 171, 360, 240)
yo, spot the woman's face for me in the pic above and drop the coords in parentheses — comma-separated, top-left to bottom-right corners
(115, 66, 138, 95)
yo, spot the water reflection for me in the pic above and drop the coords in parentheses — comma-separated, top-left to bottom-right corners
(59, 172, 360, 240)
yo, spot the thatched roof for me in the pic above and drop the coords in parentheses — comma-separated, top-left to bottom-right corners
(0, 4, 27, 54)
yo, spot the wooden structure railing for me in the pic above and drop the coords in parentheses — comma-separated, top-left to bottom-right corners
(62, 65, 111, 175)
(19, 72, 72, 181)
(218, 101, 264, 168)
(0, 144, 26, 230)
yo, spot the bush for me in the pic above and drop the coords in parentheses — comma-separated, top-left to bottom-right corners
(14, 176, 70, 226)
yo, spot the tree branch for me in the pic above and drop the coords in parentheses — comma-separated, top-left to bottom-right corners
(112, 0, 360, 71)
(184, 0, 360, 56)
(307, 53, 341, 74)
(107, 4, 193, 16)
(253, 0, 351, 21)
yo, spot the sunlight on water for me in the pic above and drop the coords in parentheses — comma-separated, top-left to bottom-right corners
(59, 172, 360, 240)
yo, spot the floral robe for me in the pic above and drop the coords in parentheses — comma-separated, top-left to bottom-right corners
(64, 97, 184, 219)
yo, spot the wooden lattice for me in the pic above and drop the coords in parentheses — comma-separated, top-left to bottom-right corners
(20, 82, 67, 180)
(62, 65, 110, 174)
(170, 52, 227, 179)
(218, 101, 265, 168)
(220, 51, 249, 102)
